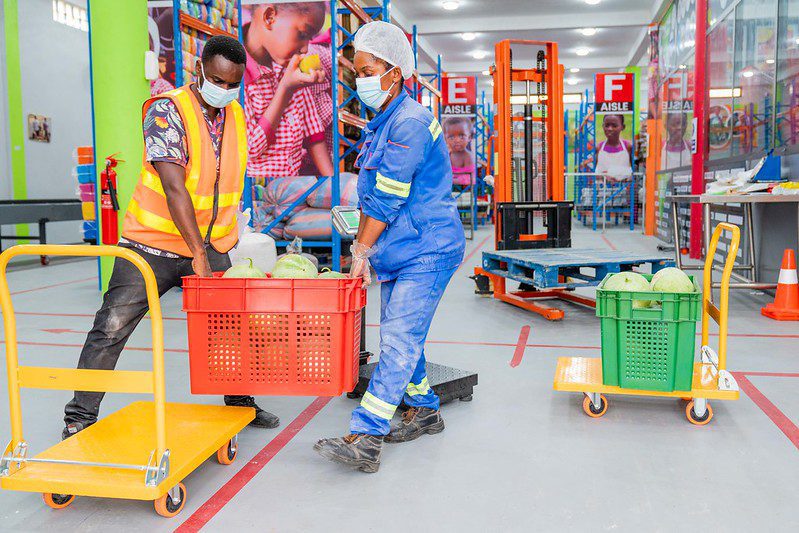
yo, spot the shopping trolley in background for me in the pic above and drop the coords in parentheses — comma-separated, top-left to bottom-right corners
(0, 245, 253, 517)
(553, 223, 742, 425)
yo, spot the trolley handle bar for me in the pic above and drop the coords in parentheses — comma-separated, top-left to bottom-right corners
(701, 223, 741, 372)
(0, 244, 168, 458)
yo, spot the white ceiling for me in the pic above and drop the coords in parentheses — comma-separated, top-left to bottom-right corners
(386, 0, 666, 96)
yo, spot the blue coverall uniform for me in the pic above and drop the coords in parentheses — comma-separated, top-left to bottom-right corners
(350, 91, 466, 436)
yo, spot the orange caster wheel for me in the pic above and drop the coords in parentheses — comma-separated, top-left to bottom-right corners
(216, 436, 238, 465)
(582, 394, 608, 418)
(154, 482, 186, 518)
(42, 493, 75, 509)
(686, 401, 713, 426)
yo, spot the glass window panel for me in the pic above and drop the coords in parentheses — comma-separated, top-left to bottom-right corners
(776, 0, 799, 146)
(732, 0, 778, 157)
(708, 13, 736, 160)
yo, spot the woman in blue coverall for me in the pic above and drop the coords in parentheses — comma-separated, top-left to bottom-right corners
(314, 21, 465, 473)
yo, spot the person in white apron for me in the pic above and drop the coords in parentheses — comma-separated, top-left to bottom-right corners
(595, 114, 633, 180)
(660, 112, 692, 169)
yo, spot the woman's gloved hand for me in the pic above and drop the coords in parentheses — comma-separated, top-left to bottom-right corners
(350, 241, 377, 287)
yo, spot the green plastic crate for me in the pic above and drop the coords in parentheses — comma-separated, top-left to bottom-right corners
(596, 273, 701, 392)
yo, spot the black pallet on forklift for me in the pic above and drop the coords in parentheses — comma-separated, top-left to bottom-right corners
(350, 362, 478, 406)
(497, 201, 573, 250)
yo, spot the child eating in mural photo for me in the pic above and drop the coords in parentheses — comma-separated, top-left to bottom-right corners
(595, 113, 633, 180)
(443, 116, 475, 186)
(243, 1, 333, 182)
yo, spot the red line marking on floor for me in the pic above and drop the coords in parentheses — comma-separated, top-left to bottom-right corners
(734, 373, 799, 451)
(16, 311, 188, 322)
(700, 332, 799, 339)
(175, 397, 332, 532)
(10, 276, 97, 296)
(600, 235, 617, 251)
(739, 371, 799, 378)
(425, 339, 599, 350)
(510, 325, 531, 367)
(458, 233, 492, 270)
(0, 339, 188, 354)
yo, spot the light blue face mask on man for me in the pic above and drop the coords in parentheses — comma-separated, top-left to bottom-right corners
(356, 68, 397, 111)
(198, 65, 239, 109)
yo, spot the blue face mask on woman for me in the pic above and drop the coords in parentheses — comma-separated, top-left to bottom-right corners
(198, 65, 239, 109)
(356, 68, 397, 111)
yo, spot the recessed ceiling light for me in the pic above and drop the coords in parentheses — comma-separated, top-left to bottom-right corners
(569, 67, 580, 73)
(742, 70, 754, 78)
(766, 59, 775, 64)
(442, 1, 460, 10)
(471, 50, 488, 59)
(578, 28, 597, 36)
(575, 47, 590, 56)
(585, 0, 601, 4)
(482, 70, 491, 76)
(461, 32, 477, 41)
(567, 78, 579, 86)
(679, 64, 687, 70)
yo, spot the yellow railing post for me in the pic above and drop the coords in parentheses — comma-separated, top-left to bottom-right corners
(0, 245, 167, 457)
(701, 223, 740, 371)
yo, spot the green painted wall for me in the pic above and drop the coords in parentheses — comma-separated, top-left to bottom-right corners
(88, 0, 150, 288)
(4, 0, 29, 240)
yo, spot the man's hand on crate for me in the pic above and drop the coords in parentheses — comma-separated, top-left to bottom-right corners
(192, 252, 214, 277)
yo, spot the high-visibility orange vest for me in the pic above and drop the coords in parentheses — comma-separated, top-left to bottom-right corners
(122, 85, 247, 257)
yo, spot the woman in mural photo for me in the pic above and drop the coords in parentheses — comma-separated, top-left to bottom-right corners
(660, 112, 691, 169)
(595, 113, 633, 179)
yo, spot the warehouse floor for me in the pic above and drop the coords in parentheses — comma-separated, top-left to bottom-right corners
(1, 225, 799, 531)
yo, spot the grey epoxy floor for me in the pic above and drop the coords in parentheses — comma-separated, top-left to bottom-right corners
(1, 225, 798, 532)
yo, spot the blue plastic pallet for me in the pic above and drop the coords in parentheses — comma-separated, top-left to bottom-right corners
(481, 248, 674, 289)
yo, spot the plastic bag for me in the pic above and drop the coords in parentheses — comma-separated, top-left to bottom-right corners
(229, 231, 278, 274)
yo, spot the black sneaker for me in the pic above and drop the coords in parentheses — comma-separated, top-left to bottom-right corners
(224, 396, 280, 428)
(384, 407, 444, 443)
(62, 421, 92, 441)
(313, 434, 383, 473)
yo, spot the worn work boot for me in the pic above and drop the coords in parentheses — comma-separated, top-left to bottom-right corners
(313, 434, 383, 473)
(61, 421, 92, 441)
(385, 407, 445, 443)
(224, 396, 280, 428)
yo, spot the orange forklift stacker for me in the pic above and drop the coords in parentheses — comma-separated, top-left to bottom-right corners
(473, 40, 586, 320)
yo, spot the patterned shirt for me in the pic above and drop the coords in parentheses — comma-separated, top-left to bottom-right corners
(122, 93, 227, 258)
(243, 51, 325, 178)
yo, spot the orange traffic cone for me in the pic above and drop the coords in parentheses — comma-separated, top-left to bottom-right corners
(761, 249, 799, 321)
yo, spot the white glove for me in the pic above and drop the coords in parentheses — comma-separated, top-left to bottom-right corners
(484, 174, 495, 187)
(349, 241, 377, 287)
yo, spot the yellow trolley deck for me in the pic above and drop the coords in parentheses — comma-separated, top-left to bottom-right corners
(0, 245, 254, 517)
(553, 223, 742, 425)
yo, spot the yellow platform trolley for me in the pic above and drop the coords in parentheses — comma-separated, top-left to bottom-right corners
(0, 245, 254, 517)
(554, 223, 741, 425)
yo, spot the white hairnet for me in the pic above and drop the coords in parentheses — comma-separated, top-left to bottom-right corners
(353, 21, 415, 80)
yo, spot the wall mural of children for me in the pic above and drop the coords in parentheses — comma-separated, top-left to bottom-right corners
(243, 1, 333, 181)
(443, 116, 475, 186)
(660, 112, 691, 169)
(595, 113, 633, 179)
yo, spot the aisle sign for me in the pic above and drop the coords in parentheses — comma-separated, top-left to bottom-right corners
(594, 73, 635, 113)
(442, 76, 476, 115)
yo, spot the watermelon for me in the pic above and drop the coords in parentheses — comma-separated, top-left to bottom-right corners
(271, 253, 318, 279)
(223, 258, 267, 278)
(603, 271, 653, 308)
(318, 268, 347, 279)
(651, 267, 695, 293)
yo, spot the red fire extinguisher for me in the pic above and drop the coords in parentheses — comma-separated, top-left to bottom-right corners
(100, 154, 122, 245)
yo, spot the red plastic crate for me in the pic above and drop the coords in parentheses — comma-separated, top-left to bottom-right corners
(182, 274, 366, 396)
